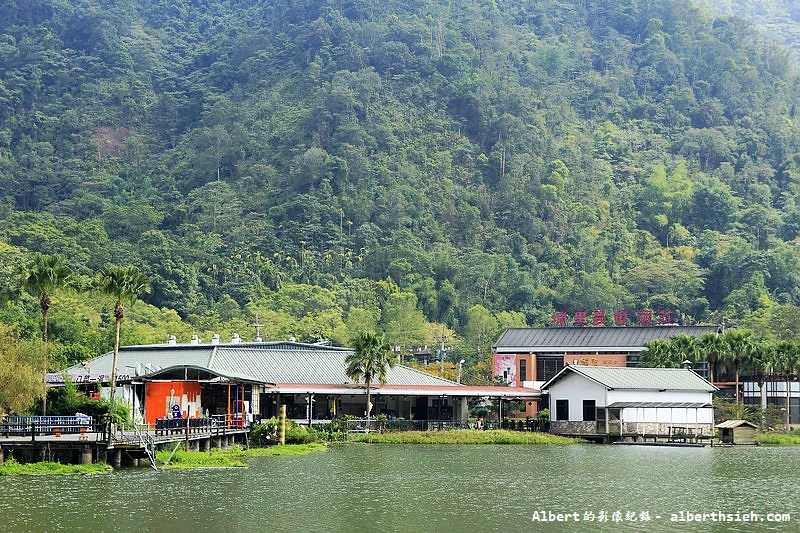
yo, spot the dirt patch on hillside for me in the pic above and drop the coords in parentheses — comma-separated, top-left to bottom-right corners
(91, 126, 130, 157)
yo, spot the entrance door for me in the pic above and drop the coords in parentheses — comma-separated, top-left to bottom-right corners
(596, 407, 606, 433)
(415, 397, 428, 420)
(608, 408, 621, 434)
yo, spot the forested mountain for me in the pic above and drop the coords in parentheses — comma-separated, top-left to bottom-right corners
(2, 0, 800, 370)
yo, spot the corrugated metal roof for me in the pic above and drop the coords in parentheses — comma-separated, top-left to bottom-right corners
(716, 419, 757, 429)
(606, 402, 711, 408)
(494, 326, 720, 352)
(64, 345, 216, 376)
(542, 365, 718, 392)
(62, 341, 462, 387)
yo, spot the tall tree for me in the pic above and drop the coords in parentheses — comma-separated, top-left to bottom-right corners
(94, 266, 150, 408)
(698, 332, 725, 383)
(722, 329, 757, 404)
(19, 253, 74, 343)
(345, 332, 397, 429)
(0, 324, 47, 415)
(640, 339, 681, 368)
(18, 253, 74, 415)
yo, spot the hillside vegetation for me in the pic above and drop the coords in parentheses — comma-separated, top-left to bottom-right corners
(1, 0, 800, 377)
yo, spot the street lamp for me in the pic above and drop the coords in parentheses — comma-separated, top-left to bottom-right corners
(457, 359, 465, 384)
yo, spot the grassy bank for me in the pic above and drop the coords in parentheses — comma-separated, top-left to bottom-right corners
(241, 443, 327, 457)
(756, 431, 800, 446)
(352, 429, 582, 445)
(156, 443, 327, 469)
(0, 458, 112, 476)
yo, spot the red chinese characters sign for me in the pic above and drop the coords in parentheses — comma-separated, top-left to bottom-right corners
(550, 309, 674, 327)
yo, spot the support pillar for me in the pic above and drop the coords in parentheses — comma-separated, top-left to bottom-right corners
(0, 445, 3, 465)
(80, 448, 93, 465)
(279, 404, 286, 445)
(112, 449, 122, 469)
(201, 438, 210, 452)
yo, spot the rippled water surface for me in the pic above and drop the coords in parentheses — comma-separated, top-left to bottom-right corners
(1, 444, 798, 532)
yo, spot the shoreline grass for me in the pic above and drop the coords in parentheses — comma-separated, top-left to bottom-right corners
(0, 458, 112, 476)
(156, 443, 327, 469)
(755, 431, 800, 446)
(241, 443, 327, 457)
(351, 429, 583, 445)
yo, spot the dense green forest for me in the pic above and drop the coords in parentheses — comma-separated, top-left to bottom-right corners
(2, 0, 800, 378)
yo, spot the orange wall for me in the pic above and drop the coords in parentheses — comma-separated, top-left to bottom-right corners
(145, 381, 202, 425)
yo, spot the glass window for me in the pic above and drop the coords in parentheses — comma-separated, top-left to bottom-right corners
(556, 399, 569, 421)
(519, 359, 527, 382)
(583, 400, 596, 421)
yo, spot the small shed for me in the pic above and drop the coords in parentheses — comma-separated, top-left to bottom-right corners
(716, 419, 757, 445)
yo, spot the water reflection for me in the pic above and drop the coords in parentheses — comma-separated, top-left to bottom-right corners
(2, 444, 798, 532)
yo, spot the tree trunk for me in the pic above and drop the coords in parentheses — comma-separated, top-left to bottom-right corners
(759, 377, 767, 430)
(41, 302, 49, 415)
(41, 305, 49, 343)
(365, 383, 372, 434)
(110, 317, 122, 407)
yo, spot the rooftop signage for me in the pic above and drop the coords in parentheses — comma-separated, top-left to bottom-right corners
(46, 372, 131, 385)
(552, 309, 676, 327)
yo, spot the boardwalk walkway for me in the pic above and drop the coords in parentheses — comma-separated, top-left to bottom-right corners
(1, 416, 249, 466)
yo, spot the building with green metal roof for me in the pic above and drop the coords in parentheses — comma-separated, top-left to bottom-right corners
(52, 337, 539, 426)
(541, 365, 717, 440)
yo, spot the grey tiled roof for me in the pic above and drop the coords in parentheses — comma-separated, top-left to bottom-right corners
(542, 365, 718, 392)
(494, 326, 720, 352)
(63, 341, 460, 387)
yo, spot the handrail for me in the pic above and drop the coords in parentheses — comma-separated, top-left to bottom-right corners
(1, 415, 97, 438)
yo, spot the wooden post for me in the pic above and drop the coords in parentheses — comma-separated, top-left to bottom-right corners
(279, 404, 286, 445)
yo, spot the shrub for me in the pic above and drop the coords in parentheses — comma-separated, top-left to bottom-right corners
(251, 418, 320, 444)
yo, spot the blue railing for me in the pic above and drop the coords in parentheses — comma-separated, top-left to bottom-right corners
(1, 415, 94, 436)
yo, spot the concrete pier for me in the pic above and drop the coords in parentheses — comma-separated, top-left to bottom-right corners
(80, 448, 92, 465)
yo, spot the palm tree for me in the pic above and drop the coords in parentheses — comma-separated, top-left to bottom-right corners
(775, 339, 800, 429)
(345, 332, 398, 429)
(751, 340, 777, 429)
(699, 332, 725, 383)
(18, 253, 74, 415)
(640, 339, 679, 367)
(668, 334, 699, 367)
(722, 329, 756, 405)
(19, 253, 74, 343)
(94, 265, 150, 407)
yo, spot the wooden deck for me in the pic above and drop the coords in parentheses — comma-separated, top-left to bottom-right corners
(1, 418, 249, 467)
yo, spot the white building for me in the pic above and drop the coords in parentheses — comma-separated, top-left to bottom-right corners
(541, 365, 717, 439)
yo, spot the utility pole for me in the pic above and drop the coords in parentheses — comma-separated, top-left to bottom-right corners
(435, 332, 448, 376)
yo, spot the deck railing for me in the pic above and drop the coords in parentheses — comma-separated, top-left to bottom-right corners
(337, 418, 548, 433)
(1, 415, 97, 437)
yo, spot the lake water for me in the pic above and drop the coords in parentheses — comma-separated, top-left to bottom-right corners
(1, 444, 798, 532)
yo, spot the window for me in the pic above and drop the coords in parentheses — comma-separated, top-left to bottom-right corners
(537, 356, 564, 381)
(556, 399, 569, 421)
(583, 400, 596, 421)
(519, 359, 527, 382)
